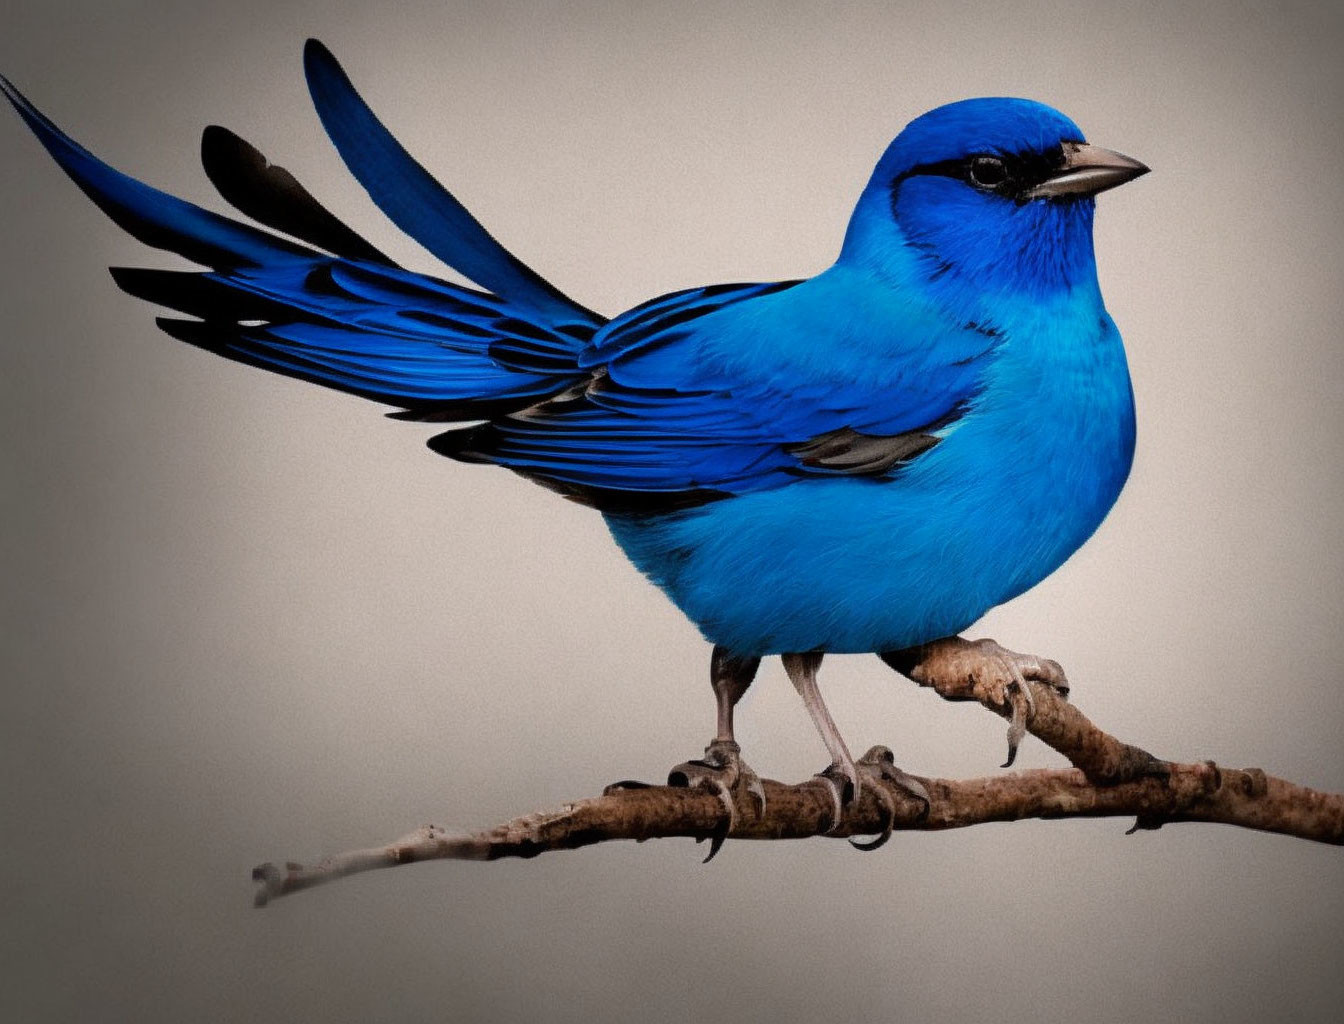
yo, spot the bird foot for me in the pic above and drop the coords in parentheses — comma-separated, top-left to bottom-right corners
(812, 745, 930, 847)
(901, 637, 1069, 767)
(667, 739, 766, 861)
(813, 759, 858, 829)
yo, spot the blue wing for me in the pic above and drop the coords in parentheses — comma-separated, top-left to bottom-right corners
(437, 273, 997, 510)
(5, 44, 994, 510)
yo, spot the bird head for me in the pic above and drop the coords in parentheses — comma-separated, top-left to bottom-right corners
(839, 97, 1147, 301)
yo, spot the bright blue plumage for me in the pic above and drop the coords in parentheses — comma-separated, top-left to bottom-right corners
(450, 272, 990, 497)
(3, 41, 1148, 795)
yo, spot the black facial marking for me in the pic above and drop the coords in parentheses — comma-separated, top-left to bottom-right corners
(892, 142, 1078, 204)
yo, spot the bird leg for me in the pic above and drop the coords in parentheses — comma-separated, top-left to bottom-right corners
(667, 647, 765, 857)
(781, 652, 930, 834)
(782, 650, 860, 826)
(879, 636, 1070, 767)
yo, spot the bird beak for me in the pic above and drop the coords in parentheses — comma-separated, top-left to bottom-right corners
(1024, 142, 1149, 199)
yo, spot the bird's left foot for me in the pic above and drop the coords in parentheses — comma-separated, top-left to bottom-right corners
(812, 745, 930, 846)
(882, 637, 1069, 767)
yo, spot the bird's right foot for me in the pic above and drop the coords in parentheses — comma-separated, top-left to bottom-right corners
(665, 739, 766, 860)
(668, 738, 767, 818)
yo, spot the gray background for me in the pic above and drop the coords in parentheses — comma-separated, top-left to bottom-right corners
(3, 1, 1342, 1020)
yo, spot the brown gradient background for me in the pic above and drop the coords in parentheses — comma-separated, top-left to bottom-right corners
(3, 1, 1342, 1020)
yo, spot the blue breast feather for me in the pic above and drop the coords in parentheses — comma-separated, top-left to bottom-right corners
(606, 294, 1136, 653)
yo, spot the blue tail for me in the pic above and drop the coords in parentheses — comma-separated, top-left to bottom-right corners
(0, 42, 603, 420)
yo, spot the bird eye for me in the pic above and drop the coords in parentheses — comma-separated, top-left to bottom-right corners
(968, 156, 1008, 189)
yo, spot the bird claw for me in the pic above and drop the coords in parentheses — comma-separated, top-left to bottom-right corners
(861, 745, 931, 810)
(813, 761, 858, 832)
(744, 771, 767, 811)
(847, 745, 930, 850)
(912, 638, 1068, 767)
(811, 745, 930, 842)
(991, 644, 1068, 767)
(667, 738, 765, 862)
(1004, 692, 1029, 768)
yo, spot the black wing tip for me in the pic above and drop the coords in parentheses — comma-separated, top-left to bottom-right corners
(155, 316, 223, 349)
(199, 124, 259, 191)
(107, 265, 142, 290)
(0, 72, 68, 147)
(199, 120, 390, 264)
(0, 70, 38, 119)
(303, 40, 357, 115)
(113, 266, 187, 310)
(427, 426, 490, 461)
(386, 408, 467, 423)
(303, 39, 340, 78)
(115, 267, 286, 322)
(0, 71, 44, 130)
(201, 123, 243, 155)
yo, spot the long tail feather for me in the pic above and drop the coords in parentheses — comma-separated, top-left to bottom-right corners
(200, 124, 390, 264)
(302, 39, 599, 328)
(2, 66, 601, 419)
(154, 314, 566, 417)
(108, 260, 591, 414)
(0, 75, 313, 270)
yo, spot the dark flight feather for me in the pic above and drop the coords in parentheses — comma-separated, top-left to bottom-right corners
(200, 125, 390, 263)
(786, 427, 943, 475)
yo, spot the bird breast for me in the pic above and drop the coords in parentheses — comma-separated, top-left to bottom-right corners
(605, 292, 1136, 655)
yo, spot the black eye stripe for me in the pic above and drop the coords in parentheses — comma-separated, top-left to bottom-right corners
(891, 145, 1070, 200)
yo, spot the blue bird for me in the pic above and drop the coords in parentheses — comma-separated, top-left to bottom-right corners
(3, 41, 1146, 822)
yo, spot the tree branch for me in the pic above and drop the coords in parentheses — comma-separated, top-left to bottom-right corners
(252, 673, 1344, 906)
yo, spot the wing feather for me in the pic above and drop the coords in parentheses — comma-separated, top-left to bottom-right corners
(436, 278, 995, 507)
